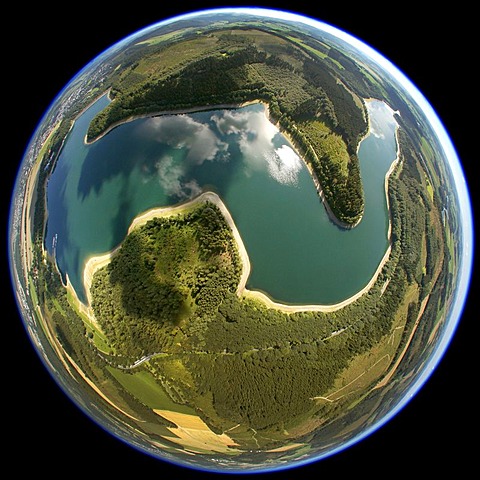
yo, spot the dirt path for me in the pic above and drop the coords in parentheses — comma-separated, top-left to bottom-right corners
(20, 154, 43, 284)
(373, 294, 430, 390)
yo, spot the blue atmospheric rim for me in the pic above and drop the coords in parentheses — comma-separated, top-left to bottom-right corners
(8, 6, 474, 475)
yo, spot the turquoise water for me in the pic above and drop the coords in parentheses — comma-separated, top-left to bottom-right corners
(46, 97, 398, 304)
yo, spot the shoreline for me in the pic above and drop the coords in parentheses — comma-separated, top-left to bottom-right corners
(20, 122, 60, 286)
(242, 244, 392, 313)
(84, 98, 261, 145)
(83, 93, 363, 229)
(385, 126, 401, 241)
(82, 192, 251, 303)
(262, 105, 363, 230)
(80, 185, 394, 314)
(76, 96, 401, 315)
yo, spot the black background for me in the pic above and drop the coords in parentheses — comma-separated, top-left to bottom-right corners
(4, 2, 476, 476)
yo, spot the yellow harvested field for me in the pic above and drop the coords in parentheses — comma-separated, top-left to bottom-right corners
(154, 409, 240, 454)
(63, 350, 142, 422)
(154, 410, 212, 430)
(266, 443, 305, 453)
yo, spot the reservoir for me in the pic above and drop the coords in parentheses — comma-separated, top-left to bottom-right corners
(46, 96, 398, 305)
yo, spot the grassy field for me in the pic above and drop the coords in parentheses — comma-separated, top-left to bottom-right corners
(135, 28, 193, 46)
(66, 288, 112, 353)
(285, 35, 345, 70)
(425, 173, 434, 202)
(106, 366, 244, 454)
(443, 211, 456, 297)
(307, 282, 419, 414)
(28, 275, 53, 343)
(107, 367, 195, 414)
(120, 34, 221, 83)
(300, 120, 350, 178)
(420, 136, 440, 188)
(28, 275, 39, 308)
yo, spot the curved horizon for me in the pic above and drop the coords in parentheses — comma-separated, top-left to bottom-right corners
(8, 7, 474, 475)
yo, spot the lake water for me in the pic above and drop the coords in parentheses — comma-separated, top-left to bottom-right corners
(46, 96, 398, 305)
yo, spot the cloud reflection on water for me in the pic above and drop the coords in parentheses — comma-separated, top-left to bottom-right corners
(213, 108, 302, 185)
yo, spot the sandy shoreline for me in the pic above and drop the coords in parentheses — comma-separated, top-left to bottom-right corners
(242, 245, 391, 313)
(76, 95, 400, 315)
(265, 101, 364, 230)
(80, 183, 394, 315)
(243, 103, 400, 313)
(82, 192, 251, 303)
(84, 92, 362, 229)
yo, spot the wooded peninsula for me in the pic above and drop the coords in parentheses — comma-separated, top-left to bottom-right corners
(87, 28, 369, 227)
(23, 21, 457, 457)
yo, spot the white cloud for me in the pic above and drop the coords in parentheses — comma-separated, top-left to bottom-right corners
(155, 155, 201, 200)
(143, 106, 305, 189)
(366, 100, 397, 140)
(212, 110, 251, 135)
(214, 108, 302, 185)
(155, 155, 184, 197)
(142, 114, 228, 165)
(265, 145, 302, 185)
(183, 179, 202, 198)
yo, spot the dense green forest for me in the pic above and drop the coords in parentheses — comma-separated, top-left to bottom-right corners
(86, 129, 444, 432)
(26, 117, 449, 445)
(22, 17, 458, 455)
(91, 203, 242, 357)
(87, 28, 368, 226)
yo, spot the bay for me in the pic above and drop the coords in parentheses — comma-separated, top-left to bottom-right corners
(46, 97, 398, 305)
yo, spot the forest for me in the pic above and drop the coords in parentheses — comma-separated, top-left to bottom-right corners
(91, 203, 242, 357)
(86, 28, 368, 226)
(83, 125, 444, 432)
(23, 18, 456, 452)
